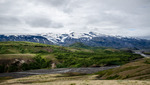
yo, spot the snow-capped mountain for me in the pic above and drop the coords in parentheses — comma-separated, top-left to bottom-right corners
(0, 35, 53, 45)
(0, 31, 150, 49)
(39, 31, 106, 44)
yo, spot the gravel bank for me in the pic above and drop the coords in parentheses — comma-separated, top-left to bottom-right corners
(0, 66, 119, 78)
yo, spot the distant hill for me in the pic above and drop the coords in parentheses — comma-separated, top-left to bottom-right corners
(0, 35, 53, 45)
(1, 32, 150, 49)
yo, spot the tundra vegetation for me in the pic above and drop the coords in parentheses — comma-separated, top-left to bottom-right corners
(0, 41, 143, 73)
(0, 41, 150, 85)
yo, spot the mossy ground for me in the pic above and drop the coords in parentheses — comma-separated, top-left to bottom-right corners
(0, 73, 149, 85)
(96, 58, 150, 80)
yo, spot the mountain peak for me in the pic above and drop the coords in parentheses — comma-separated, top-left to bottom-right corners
(1, 32, 150, 49)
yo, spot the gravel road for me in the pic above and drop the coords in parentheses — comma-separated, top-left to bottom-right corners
(0, 66, 119, 78)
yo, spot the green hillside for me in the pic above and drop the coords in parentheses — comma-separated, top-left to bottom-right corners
(0, 41, 143, 72)
(96, 58, 150, 80)
(69, 42, 90, 49)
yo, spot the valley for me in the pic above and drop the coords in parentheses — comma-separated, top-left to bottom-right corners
(0, 41, 149, 85)
(0, 0, 150, 84)
(0, 41, 143, 72)
(0, 58, 150, 85)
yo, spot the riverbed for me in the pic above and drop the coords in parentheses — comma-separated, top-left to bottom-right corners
(0, 66, 119, 78)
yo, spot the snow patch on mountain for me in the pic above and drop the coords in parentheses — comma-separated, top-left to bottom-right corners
(39, 31, 106, 44)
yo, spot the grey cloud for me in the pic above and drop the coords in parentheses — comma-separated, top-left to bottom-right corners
(25, 17, 63, 28)
(84, 0, 150, 30)
(0, 0, 24, 14)
(32, 0, 69, 8)
(50, 22, 64, 28)
(0, 16, 21, 25)
(32, 0, 80, 13)
(0, 0, 150, 38)
(42, 0, 68, 7)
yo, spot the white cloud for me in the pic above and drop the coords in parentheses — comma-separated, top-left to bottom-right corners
(0, 0, 150, 38)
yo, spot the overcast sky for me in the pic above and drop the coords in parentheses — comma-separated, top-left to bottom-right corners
(0, 0, 150, 38)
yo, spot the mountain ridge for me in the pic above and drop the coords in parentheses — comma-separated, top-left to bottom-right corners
(0, 31, 150, 49)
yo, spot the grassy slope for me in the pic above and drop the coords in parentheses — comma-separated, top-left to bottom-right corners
(0, 41, 150, 84)
(0, 41, 89, 55)
(0, 41, 60, 60)
(0, 41, 144, 72)
(0, 59, 150, 84)
(0, 41, 141, 64)
(96, 58, 150, 80)
(0, 41, 90, 63)
(0, 54, 35, 59)
(0, 73, 150, 85)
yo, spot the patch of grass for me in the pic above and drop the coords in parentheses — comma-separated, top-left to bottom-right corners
(138, 75, 150, 80)
(118, 66, 140, 72)
(0, 77, 13, 83)
(143, 52, 150, 55)
(96, 58, 150, 80)
(95, 68, 114, 78)
(144, 59, 150, 64)
(106, 74, 120, 79)
(57, 72, 87, 77)
(70, 83, 76, 85)
(0, 54, 35, 59)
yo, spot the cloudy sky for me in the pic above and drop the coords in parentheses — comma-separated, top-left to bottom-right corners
(0, 0, 150, 38)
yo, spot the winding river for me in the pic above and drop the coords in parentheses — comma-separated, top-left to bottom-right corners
(0, 50, 149, 78)
(0, 66, 119, 78)
(133, 50, 150, 58)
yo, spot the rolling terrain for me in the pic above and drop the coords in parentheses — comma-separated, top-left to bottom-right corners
(0, 41, 143, 73)
(0, 41, 150, 85)
(96, 58, 150, 80)
(0, 58, 150, 85)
